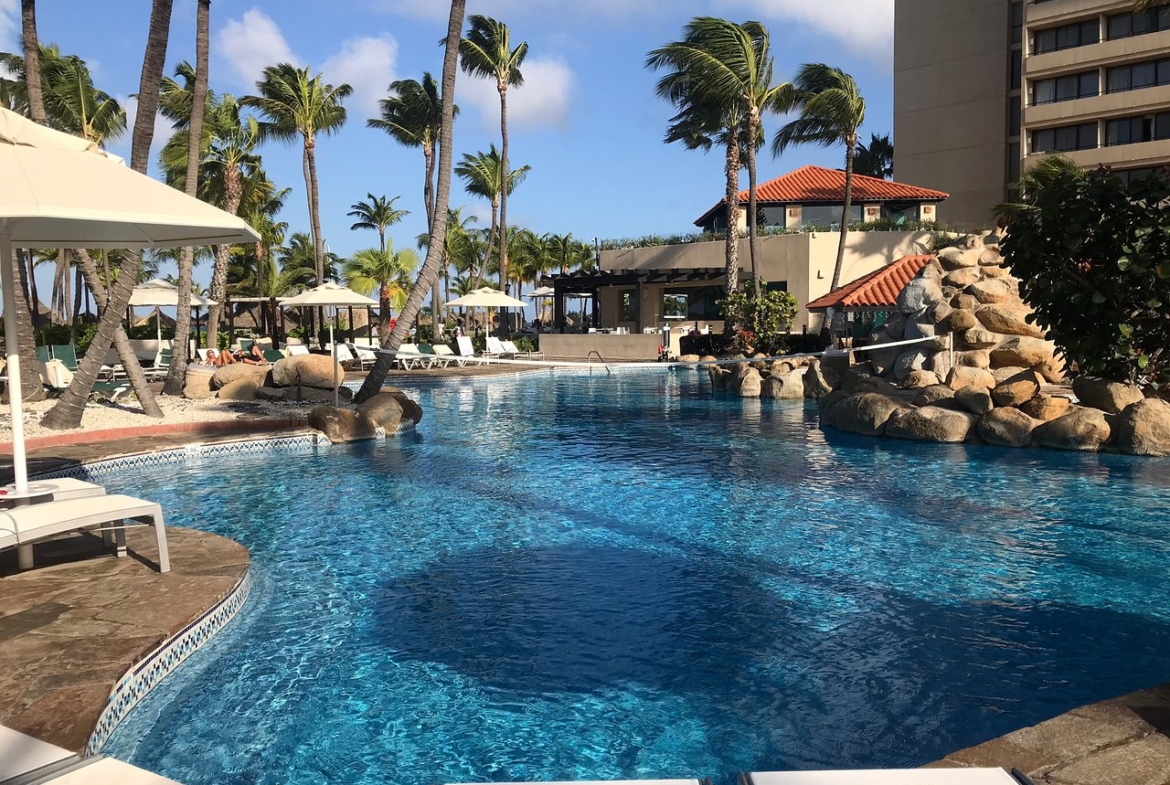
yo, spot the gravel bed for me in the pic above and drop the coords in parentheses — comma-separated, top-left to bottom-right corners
(0, 395, 317, 442)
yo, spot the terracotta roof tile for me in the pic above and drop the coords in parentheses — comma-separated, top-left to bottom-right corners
(805, 255, 934, 311)
(695, 165, 949, 226)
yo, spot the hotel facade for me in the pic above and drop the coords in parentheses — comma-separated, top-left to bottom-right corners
(894, 0, 1170, 227)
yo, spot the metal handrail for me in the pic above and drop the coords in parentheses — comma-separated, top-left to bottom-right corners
(585, 350, 611, 375)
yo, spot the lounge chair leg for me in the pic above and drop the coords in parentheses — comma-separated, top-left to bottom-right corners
(114, 525, 127, 557)
(17, 543, 33, 570)
(142, 513, 171, 574)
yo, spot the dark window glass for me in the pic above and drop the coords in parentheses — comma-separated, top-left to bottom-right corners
(1035, 28, 1057, 53)
(1133, 61, 1157, 89)
(1107, 8, 1170, 39)
(1012, 1, 1024, 43)
(1081, 71, 1099, 96)
(1157, 112, 1170, 140)
(1008, 142, 1021, 184)
(1033, 78, 1057, 104)
(1010, 49, 1022, 87)
(1055, 125, 1077, 150)
(1037, 123, 1097, 152)
(1108, 14, 1132, 39)
(1033, 128, 1054, 153)
(1159, 60, 1170, 84)
(1107, 65, 1130, 93)
(1009, 95, 1021, 132)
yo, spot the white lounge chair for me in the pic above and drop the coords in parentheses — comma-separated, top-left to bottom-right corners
(741, 769, 1023, 785)
(456, 336, 479, 361)
(0, 477, 106, 507)
(501, 339, 544, 360)
(0, 725, 79, 784)
(485, 336, 512, 358)
(397, 344, 439, 370)
(42, 756, 183, 784)
(432, 343, 464, 367)
(0, 493, 170, 573)
(347, 342, 378, 370)
(288, 344, 310, 356)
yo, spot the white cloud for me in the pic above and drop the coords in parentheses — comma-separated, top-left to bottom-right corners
(321, 35, 398, 115)
(368, 0, 678, 23)
(0, 0, 17, 54)
(460, 57, 573, 132)
(716, 0, 894, 59)
(217, 7, 301, 88)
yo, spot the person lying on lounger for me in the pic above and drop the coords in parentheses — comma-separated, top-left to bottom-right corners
(239, 344, 267, 365)
(207, 349, 235, 367)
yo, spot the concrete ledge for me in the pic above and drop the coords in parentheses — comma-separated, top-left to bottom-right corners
(0, 418, 309, 455)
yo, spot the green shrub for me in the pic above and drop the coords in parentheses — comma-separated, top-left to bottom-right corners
(1003, 164, 1170, 387)
(718, 280, 799, 354)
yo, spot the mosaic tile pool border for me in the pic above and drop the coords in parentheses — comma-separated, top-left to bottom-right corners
(85, 569, 253, 756)
(32, 433, 323, 481)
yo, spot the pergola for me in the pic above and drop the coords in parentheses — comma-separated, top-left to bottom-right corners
(542, 267, 725, 333)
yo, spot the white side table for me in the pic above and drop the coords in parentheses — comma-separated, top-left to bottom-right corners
(1, 483, 59, 570)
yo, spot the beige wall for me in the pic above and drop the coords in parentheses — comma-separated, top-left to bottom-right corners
(596, 231, 932, 331)
(894, 0, 1011, 229)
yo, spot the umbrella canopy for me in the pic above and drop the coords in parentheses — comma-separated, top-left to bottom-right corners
(281, 281, 377, 308)
(128, 278, 217, 307)
(281, 282, 377, 406)
(526, 286, 554, 298)
(446, 287, 526, 308)
(0, 106, 260, 495)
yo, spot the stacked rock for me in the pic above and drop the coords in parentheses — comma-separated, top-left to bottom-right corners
(814, 233, 1170, 456)
(184, 354, 349, 403)
(707, 354, 815, 400)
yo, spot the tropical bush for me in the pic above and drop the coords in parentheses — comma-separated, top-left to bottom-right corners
(1003, 163, 1170, 387)
(718, 280, 799, 354)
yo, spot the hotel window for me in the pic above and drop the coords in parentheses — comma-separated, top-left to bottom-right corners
(1031, 71, 1098, 105)
(1106, 59, 1170, 93)
(1011, 1, 1023, 44)
(1107, 7, 1170, 40)
(1032, 122, 1097, 153)
(1113, 167, 1159, 186)
(1105, 112, 1170, 146)
(1034, 20, 1099, 54)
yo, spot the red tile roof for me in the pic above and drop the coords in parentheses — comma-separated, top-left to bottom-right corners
(694, 165, 949, 226)
(805, 255, 934, 311)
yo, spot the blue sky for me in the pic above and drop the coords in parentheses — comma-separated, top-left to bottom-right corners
(0, 0, 895, 289)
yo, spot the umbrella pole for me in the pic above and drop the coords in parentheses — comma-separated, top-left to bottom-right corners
(1, 235, 28, 496)
(331, 311, 338, 407)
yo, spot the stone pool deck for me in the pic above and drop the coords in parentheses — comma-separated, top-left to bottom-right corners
(0, 396, 1167, 781)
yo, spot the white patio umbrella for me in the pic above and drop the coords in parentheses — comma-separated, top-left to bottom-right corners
(0, 106, 258, 494)
(445, 287, 526, 337)
(128, 278, 217, 348)
(525, 286, 554, 325)
(281, 282, 377, 406)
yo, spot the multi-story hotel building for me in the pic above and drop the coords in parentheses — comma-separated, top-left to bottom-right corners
(894, 0, 1170, 227)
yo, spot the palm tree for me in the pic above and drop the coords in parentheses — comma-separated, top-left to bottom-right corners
(648, 18, 785, 298)
(243, 63, 352, 343)
(460, 15, 527, 328)
(772, 63, 866, 293)
(369, 73, 456, 228)
(43, 0, 173, 428)
(344, 245, 419, 334)
(455, 145, 530, 289)
(21, 0, 45, 125)
(356, 0, 466, 403)
(163, 0, 210, 396)
(348, 194, 408, 257)
(854, 132, 893, 179)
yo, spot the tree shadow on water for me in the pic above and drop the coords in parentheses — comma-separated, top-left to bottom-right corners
(373, 542, 790, 696)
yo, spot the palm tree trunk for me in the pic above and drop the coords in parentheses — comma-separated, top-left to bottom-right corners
(25, 254, 38, 323)
(20, 0, 46, 125)
(129, 0, 173, 174)
(207, 171, 242, 351)
(44, 0, 170, 426)
(164, 0, 209, 395)
(831, 137, 856, 292)
(498, 84, 511, 331)
(70, 261, 82, 342)
(470, 199, 498, 291)
(424, 141, 437, 231)
(746, 109, 762, 298)
(355, 0, 465, 403)
(306, 136, 326, 346)
(9, 249, 45, 402)
(723, 125, 741, 332)
(42, 256, 163, 428)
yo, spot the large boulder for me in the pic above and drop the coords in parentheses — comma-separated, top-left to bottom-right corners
(955, 385, 994, 415)
(285, 385, 354, 403)
(978, 408, 1037, 448)
(357, 390, 423, 432)
(943, 267, 982, 288)
(942, 309, 978, 333)
(818, 389, 851, 428)
(992, 365, 1029, 383)
(867, 343, 902, 376)
(976, 305, 1045, 338)
(211, 363, 270, 390)
(893, 350, 929, 381)
(903, 370, 941, 389)
(272, 354, 346, 390)
(946, 366, 997, 391)
(937, 246, 980, 270)
(737, 367, 762, 398)
(256, 386, 286, 402)
(966, 278, 1014, 304)
(762, 368, 805, 400)
(183, 367, 215, 399)
(308, 405, 379, 443)
(217, 377, 259, 401)
(961, 328, 1001, 350)
(1020, 394, 1072, 422)
(1072, 376, 1146, 414)
(1033, 407, 1111, 452)
(1114, 398, 1170, 457)
(990, 337, 1057, 368)
(991, 370, 1042, 408)
(897, 276, 944, 314)
(886, 406, 978, 443)
(802, 360, 836, 399)
(955, 350, 991, 369)
(913, 384, 957, 407)
(827, 392, 907, 436)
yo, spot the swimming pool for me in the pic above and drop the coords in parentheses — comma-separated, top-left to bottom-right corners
(104, 370, 1170, 785)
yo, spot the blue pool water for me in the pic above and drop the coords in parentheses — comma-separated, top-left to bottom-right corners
(104, 370, 1170, 785)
